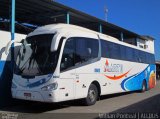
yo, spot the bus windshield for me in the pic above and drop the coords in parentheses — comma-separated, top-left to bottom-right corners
(14, 34, 59, 76)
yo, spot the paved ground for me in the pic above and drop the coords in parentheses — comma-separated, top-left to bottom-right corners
(0, 80, 160, 119)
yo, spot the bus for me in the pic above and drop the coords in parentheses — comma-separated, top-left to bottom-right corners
(0, 30, 26, 106)
(11, 24, 156, 106)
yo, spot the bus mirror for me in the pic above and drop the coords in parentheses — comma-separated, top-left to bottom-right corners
(5, 40, 14, 55)
(51, 33, 66, 52)
(5, 40, 22, 55)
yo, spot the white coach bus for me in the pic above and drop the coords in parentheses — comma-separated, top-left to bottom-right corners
(11, 24, 156, 105)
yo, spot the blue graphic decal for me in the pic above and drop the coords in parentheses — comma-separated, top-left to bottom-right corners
(121, 64, 156, 91)
(21, 74, 53, 88)
(94, 68, 100, 73)
(0, 61, 6, 78)
(121, 74, 137, 91)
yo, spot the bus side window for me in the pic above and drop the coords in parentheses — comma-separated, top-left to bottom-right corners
(75, 38, 99, 65)
(120, 45, 126, 60)
(134, 50, 138, 62)
(60, 39, 75, 71)
(126, 47, 133, 61)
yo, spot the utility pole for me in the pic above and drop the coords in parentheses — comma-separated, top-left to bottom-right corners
(104, 5, 108, 22)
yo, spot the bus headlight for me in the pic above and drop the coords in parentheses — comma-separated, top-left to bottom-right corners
(41, 82, 58, 91)
(12, 82, 17, 89)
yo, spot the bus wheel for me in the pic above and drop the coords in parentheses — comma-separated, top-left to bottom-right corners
(84, 84, 98, 106)
(141, 80, 147, 92)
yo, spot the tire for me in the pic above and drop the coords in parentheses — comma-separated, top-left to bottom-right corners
(84, 84, 98, 106)
(141, 80, 147, 92)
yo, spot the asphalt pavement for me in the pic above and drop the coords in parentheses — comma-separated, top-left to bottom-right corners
(0, 80, 160, 119)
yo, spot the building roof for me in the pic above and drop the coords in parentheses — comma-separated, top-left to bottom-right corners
(0, 0, 151, 41)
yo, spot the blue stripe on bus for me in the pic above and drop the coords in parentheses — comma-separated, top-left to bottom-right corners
(26, 74, 52, 88)
(121, 74, 138, 91)
(0, 61, 6, 78)
(0, 60, 12, 80)
(0, 60, 13, 107)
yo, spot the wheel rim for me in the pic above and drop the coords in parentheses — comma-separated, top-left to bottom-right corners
(142, 84, 145, 91)
(142, 82, 146, 91)
(88, 89, 96, 102)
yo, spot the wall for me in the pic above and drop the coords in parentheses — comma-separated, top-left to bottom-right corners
(137, 38, 155, 53)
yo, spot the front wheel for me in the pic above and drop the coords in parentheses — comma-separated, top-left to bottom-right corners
(84, 84, 98, 106)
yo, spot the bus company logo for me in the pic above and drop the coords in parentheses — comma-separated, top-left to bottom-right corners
(104, 59, 123, 73)
(104, 59, 131, 80)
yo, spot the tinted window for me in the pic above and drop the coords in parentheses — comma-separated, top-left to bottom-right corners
(60, 38, 75, 71)
(101, 39, 155, 64)
(61, 37, 99, 71)
(126, 47, 133, 61)
(141, 51, 146, 63)
(75, 37, 99, 65)
(101, 40, 112, 58)
(120, 45, 126, 60)
(112, 43, 120, 59)
(134, 50, 140, 62)
(101, 40, 108, 57)
(101, 40, 122, 59)
(148, 53, 155, 64)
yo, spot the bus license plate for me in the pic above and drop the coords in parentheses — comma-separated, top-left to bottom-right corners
(24, 93, 31, 97)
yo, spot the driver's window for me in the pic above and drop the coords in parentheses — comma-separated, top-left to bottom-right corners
(60, 38, 75, 71)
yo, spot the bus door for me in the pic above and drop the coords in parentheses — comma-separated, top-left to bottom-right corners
(59, 38, 76, 100)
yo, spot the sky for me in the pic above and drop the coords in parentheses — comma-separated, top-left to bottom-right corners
(56, 0, 160, 61)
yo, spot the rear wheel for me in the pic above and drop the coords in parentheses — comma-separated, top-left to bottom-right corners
(84, 84, 98, 106)
(141, 80, 147, 92)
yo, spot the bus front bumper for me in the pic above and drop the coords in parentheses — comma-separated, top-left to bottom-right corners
(11, 89, 57, 102)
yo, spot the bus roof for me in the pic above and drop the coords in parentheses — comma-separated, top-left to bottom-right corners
(28, 24, 154, 54)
